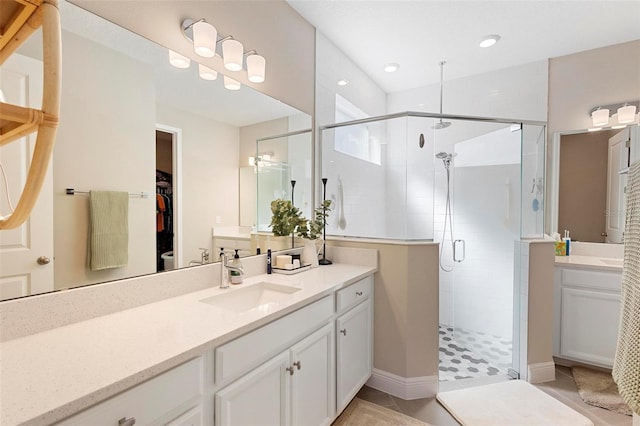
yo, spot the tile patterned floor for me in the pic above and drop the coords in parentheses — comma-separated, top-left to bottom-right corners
(438, 325, 512, 381)
(353, 366, 633, 426)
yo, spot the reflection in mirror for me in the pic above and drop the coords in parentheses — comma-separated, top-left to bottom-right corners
(554, 125, 638, 244)
(0, 0, 311, 301)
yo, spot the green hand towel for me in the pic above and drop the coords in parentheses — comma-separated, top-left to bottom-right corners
(88, 191, 129, 271)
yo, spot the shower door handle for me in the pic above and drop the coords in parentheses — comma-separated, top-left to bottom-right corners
(453, 239, 465, 263)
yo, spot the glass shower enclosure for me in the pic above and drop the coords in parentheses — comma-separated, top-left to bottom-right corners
(319, 112, 546, 383)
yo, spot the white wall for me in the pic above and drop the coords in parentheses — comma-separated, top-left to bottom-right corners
(156, 104, 239, 267)
(54, 31, 156, 289)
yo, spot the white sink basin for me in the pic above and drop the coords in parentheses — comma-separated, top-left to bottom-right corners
(200, 282, 301, 314)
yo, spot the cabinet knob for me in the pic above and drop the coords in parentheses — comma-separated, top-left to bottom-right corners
(340, 329, 347, 336)
(356, 291, 363, 296)
(293, 360, 301, 370)
(118, 417, 136, 426)
(286, 366, 295, 376)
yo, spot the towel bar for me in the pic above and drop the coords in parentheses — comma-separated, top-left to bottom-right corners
(65, 188, 150, 198)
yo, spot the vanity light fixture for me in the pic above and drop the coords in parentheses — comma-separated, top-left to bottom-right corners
(178, 18, 267, 84)
(479, 34, 501, 48)
(590, 101, 640, 128)
(246, 52, 266, 83)
(168, 50, 190, 69)
(618, 104, 637, 124)
(591, 107, 610, 127)
(224, 75, 241, 90)
(192, 19, 217, 58)
(198, 64, 218, 81)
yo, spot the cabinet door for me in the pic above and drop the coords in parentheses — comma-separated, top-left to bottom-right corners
(336, 299, 372, 413)
(215, 351, 290, 426)
(290, 323, 335, 426)
(560, 287, 621, 367)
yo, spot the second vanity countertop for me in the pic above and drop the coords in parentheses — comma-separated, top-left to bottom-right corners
(0, 263, 375, 426)
(554, 255, 623, 272)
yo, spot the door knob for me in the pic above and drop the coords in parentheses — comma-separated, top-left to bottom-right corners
(601, 232, 608, 237)
(37, 256, 51, 265)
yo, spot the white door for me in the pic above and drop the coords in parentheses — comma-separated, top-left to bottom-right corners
(290, 323, 335, 426)
(606, 128, 630, 243)
(215, 351, 291, 426)
(0, 53, 53, 300)
(336, 299, 372, 413)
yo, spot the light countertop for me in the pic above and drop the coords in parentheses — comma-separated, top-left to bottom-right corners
(554, 255, 623, 272)
(0, 263, 375, 426)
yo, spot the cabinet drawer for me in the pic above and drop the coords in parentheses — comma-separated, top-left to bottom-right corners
(561, 268, 621, 292)
(336, 276, 373, 312)
(56, 357, 203, 426)
(215, 295, 333, 385)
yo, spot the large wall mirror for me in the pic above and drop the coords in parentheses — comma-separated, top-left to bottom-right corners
(0, 0, 312, 301)
(550, 124, 639, 244)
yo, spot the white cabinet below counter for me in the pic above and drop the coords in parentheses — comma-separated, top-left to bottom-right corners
(554, 266, 622, 368)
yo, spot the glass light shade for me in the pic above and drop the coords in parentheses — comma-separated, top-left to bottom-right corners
(247, 54, 266, 83)
(618, 105, 637, 124)
(169, 50, 190, 69)
(192, 21, 217, 58)
(591, 108, 610, 127)
(222, 39, 244, 71)
(198, 64, 218, 80)
(224, 75, 241, 90)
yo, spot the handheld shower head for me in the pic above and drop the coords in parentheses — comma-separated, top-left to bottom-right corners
(435, 152, 454, 169)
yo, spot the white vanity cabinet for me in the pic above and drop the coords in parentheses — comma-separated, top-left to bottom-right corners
(56, 357, 204, 426)
(554, 267, 622, 367)
(214, 296, 335, 426)
(215, 323, 335, 426)
(335, 276, 373, 413)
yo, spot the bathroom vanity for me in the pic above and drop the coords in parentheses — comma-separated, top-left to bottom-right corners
(553, 248, 623, 368)
(0, 255, 376, 426)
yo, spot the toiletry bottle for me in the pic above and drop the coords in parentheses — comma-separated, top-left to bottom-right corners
(267, 248, 272, 274)
(229, 249, 243, 284)
(564, 230, 571, 256)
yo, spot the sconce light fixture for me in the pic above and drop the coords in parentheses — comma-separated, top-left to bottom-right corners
(590, 101, 640, 128)
(173, 18, 266, 89)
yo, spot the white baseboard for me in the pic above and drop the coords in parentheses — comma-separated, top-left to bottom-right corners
(527, 361, 556, 384)
(366, 369, 438, 400)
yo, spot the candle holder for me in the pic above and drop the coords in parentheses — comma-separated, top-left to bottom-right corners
(290, 180, 296, 249)
(319, 178, 332, 265)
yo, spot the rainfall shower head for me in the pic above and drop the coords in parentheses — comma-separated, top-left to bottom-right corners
(433, 120, 452, 130)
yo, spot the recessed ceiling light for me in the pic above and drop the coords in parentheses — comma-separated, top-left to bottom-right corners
(337, 79, 349, 86)
(384, 63, 400, 73)
(479, 34, 501, 48)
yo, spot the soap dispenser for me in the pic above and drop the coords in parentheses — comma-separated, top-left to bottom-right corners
(229, 249, 243, 284)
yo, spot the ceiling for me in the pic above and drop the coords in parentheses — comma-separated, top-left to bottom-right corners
(287, 0, 640, 93)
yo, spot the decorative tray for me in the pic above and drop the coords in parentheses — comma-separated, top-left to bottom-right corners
(272, 263, 312, 275)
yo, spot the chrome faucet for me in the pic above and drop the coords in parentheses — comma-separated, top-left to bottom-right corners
(219, 250, 244, 289)
(189, 248, 210, 267)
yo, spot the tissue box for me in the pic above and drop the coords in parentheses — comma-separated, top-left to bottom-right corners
(555, 241, 567, 256)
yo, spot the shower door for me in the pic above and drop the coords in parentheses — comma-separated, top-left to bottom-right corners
(437, 121, 522, 383)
